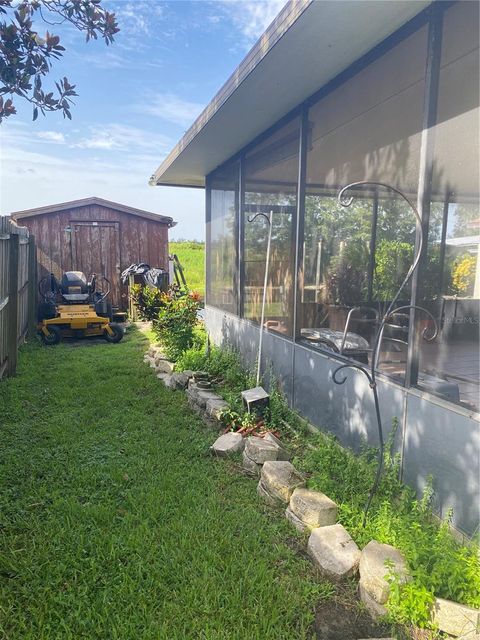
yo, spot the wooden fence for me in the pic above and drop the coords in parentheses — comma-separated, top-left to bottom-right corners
(0, 217, 36, 379)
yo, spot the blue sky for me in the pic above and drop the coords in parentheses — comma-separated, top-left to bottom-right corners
(0, 0, 284, 239)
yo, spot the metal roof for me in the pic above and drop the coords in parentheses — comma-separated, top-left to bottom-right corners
(11, 196, 177, 227)
(150, 0, 432, 189)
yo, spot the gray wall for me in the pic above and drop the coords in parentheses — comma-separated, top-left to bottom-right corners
(206, 305, 480, 536)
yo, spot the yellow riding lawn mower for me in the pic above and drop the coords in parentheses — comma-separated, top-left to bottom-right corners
(38, 271, 124, 345)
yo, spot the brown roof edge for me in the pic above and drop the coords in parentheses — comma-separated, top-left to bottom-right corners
(10, 196, 177, 227)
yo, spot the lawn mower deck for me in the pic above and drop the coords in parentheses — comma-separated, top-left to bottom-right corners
(38, 271, 124, 345)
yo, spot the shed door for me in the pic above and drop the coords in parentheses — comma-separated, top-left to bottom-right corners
(71, 222, 121, 307)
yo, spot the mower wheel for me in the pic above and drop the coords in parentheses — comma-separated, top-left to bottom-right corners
(40, 325, 62, 345)
(104, 323, 124, 343)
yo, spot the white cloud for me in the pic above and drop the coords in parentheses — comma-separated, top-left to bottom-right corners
(36, 131, 66, 144)
(221, 0, 286, 45)
(137, 93, 205, 128)
(106, 1, 164, 40)
(73, 124, 172, 152)
(80, 50, 127, 70)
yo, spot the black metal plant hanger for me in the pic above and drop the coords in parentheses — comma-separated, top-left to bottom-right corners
(331, 181, 438, 526)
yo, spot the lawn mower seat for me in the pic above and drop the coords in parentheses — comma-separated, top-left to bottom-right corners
(60, 271, 91, 303)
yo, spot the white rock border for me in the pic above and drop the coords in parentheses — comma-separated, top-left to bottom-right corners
(143, 344, 480, 635)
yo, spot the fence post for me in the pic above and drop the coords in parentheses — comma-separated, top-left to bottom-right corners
(7, 233, 19, 376)
(27, 235, 37, 338)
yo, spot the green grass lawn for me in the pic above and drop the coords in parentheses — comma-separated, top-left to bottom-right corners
(0, 329, 330, 639)
(170, 241, 205, 299)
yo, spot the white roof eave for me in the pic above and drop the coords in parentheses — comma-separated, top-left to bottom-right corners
(150, 0, 432, 189)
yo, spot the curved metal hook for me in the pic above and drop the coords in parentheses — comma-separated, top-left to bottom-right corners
(247, 212, 271, 225)
(338, 181, 419, 220)
(337, 182, 423, 347)
(332, 362, 374, 387)
(332, 181, 427, 527)
(387, 304, 439, 342)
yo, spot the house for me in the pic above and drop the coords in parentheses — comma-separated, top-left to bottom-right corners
(11, 197, 176, 309)
(150, 1, 479, 535)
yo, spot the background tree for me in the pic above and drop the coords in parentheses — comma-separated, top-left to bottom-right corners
(0, 0, 118, 122)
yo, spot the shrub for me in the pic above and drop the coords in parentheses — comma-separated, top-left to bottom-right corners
(130, 284, 164, 321)
(326, 242, 369, 305)
(373, 239, 414, 301)
(175, 334, 208, 372)
(451, 253, 476, 295)
(152, 291, 201, 361)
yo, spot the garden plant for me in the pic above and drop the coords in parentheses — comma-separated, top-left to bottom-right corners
(174, 332, 480, 631)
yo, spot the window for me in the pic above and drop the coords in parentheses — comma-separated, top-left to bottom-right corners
(301, 27, 427, 381)
(417, 1, 480, 410)
(242, 117, 300, 337)
(207, 162, 239, 313)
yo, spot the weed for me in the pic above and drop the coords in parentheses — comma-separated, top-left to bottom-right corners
(152, 291, 201, 361)
(178, 340, 480, 628)
(298, 432, 480, 625)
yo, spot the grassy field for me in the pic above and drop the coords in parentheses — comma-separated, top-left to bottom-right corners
(170, 241, 205, 298)
(0, 329, 333, 639)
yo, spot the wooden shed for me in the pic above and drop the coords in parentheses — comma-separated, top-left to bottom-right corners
(10, 197, 176, 310)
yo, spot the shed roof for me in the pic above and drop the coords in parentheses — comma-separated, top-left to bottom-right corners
(11, 196, 177, 227)
(150, 0, 431, 188)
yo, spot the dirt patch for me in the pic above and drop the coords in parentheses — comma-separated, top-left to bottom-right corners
(315, 598, 391, 640)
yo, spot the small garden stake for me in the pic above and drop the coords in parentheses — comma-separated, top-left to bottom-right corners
(251, 210, 273, 387)
(331, 181, 438, 527)
(241, 210, 273, 414)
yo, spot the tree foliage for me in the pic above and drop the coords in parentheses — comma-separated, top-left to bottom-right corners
(0, 0, 119, 122)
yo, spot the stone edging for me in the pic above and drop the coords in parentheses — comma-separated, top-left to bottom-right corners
(143, 346, 480, 639)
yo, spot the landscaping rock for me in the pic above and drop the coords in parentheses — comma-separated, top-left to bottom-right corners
(263, 432, 291, 461)
(170, 372, 190, 389)
(285, 506, 310, 532)
(155, 359, 175, 374)
(196, 390, 222, 410)
(359, 583, 387, 619)
(257, 480, 279, 506)
(242, 450, 262, 477)
(244, 437, 280, 464)
(206, 398, 229, 421)
(210, 432, 245, 457)
(186, 382, 200, 400)
(359, 540, 409, 605)
(431, 597, 480, 638)
(164, 375, 177, 389)
(156, 373, 171, 384)
(307, 524, 361, 580)
(258, 461, 305, 504)
(288, 488, 338, 529)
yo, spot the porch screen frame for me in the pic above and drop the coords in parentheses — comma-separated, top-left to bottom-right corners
(204, 0, 478, 412)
